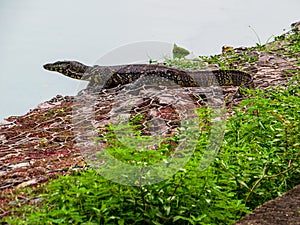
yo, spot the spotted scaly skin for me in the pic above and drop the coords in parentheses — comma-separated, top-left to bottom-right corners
(43, 61, 89, 80)
(43, 60, 254, 89)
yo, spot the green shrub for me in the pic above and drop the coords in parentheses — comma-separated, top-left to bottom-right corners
(4, 75, 299, 225)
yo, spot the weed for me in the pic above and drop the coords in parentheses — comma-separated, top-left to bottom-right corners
(3, 30, 300, 225)
(3, 75, 300, 225)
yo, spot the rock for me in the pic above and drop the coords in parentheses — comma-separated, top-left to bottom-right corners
(16, 178, 38, 188)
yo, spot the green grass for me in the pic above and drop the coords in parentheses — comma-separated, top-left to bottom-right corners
(3, 73, 299, 225)
(199, 28, 300, 70)
(2, 29, 300, 225)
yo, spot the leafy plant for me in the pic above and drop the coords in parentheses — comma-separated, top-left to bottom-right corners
(3, 30, 300, 225)
(173, 44, 190, 59)
(4, 74, 300, 224)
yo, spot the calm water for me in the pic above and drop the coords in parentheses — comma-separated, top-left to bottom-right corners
(1, 0, 299, 121)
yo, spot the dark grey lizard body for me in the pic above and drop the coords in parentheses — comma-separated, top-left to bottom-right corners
(43, 61, 254, 89)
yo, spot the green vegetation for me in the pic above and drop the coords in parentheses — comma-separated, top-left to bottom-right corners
(172, 43, 190, 59)
(2, 29, 300, 224)
(95, 118, 179, 167)
(3, 73, 299, 224)
(199, 28, 300, 70)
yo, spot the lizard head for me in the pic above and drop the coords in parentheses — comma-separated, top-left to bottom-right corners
(43, 61, 89, 80)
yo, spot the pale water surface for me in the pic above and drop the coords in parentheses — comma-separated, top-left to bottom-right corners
(0, 0, 299, 120)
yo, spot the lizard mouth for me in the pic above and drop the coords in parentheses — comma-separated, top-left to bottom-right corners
(43, 63, 52, 71)
(43, 61, 70, 73)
